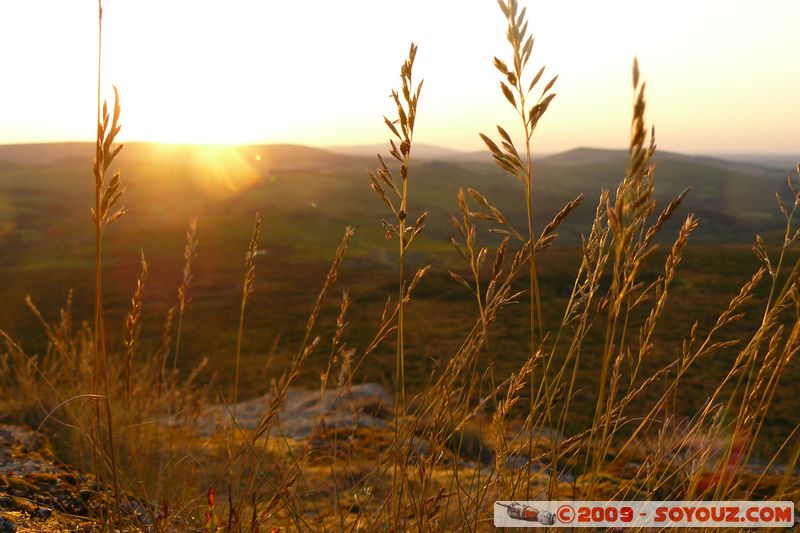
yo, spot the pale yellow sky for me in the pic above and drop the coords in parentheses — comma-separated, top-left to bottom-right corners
(0, 0, 797, 154)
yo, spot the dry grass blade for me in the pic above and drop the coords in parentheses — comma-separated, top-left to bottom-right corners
(299, 226, 355, 358)
(173, 217, 199, 378)
(233, 212, 262, 414)
(539, 193, 584, 242)
(368, 42, 425, 529)
(123, 252, 148, 404)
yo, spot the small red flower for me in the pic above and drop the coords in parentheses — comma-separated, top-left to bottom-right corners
(208, 487, 216, 507)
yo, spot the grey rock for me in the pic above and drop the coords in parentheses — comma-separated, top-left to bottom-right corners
(189, 383, 393, 438)
(0, 424, 147, 528)
(0, 517, 16, 533)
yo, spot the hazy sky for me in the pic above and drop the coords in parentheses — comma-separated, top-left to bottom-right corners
(0, 1, 797, 154)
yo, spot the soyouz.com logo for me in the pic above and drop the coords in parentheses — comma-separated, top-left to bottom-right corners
(493, 501, 796, 528)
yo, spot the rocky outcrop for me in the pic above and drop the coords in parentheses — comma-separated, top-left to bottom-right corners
(191, 382, 393, 438)
(0, 424, 94, 531)
(0, 424, 150, 531)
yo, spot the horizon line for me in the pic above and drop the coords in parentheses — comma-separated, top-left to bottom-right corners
(0, 139, 796, 158)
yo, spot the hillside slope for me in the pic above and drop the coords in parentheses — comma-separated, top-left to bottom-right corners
(0, 143, 796, 425)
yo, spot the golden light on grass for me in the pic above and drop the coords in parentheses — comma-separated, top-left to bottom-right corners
(148, 143, 262, 197)
(186, 146, 262, 195)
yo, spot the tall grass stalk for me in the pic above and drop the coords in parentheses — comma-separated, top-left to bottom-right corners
(90, 0, 128, 524)
(481, 0, 558, 499)
(233, 212, 261, 418)
(173, 216, 198, 381)
(369, 42, 424, 529)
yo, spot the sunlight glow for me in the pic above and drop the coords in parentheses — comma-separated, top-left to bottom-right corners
(149, 144, 263, 197)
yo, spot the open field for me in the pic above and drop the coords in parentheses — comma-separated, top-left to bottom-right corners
(1, 143, 797, 450)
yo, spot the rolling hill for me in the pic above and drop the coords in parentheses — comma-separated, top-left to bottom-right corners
(0, 142, 797, 421)
(0, 142, 793, 258)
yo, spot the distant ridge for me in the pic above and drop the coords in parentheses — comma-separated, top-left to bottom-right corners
(0, 141, 793, 173)
(710, 153, 799, 172)
(0, 142, 94, 165)
(324, 142, 490, 162)
(540, 146, 739, 166)
(324, 143, 797, 171)
(0, 141, 368, 170)
(539, 147, 793, 175)
(0, 140, 791, 249)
